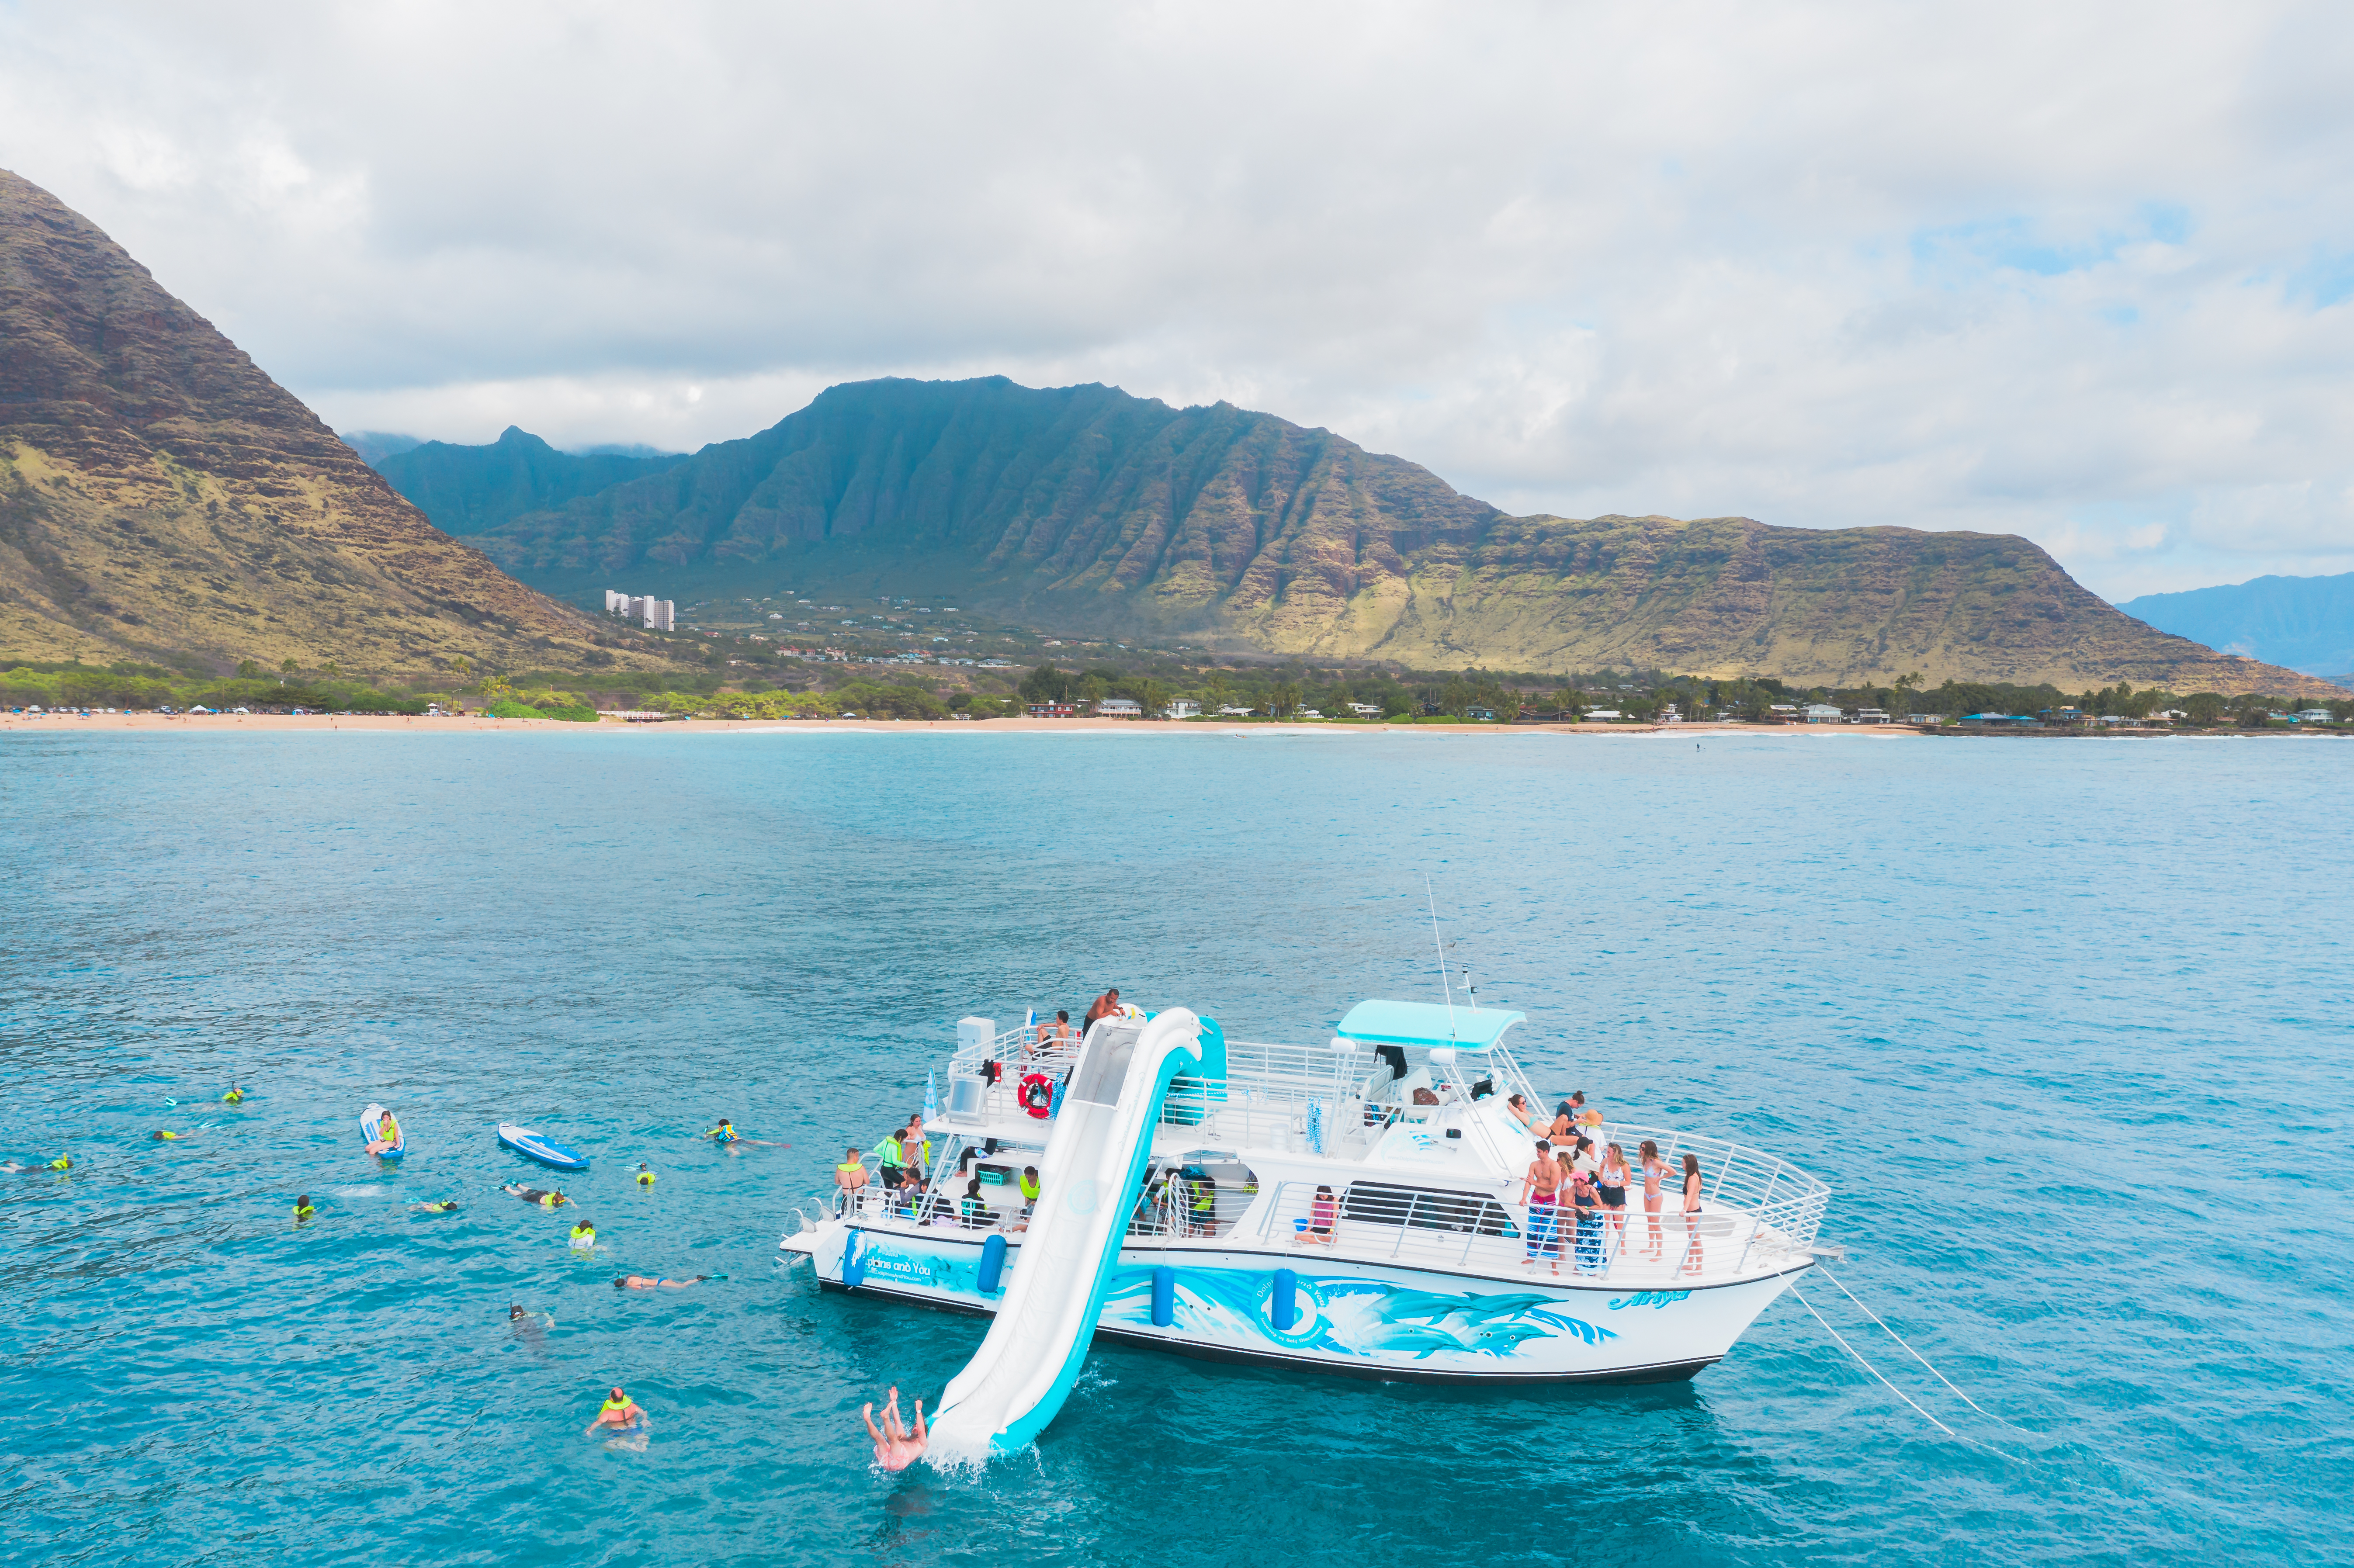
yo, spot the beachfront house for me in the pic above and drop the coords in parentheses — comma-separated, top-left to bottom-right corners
(1583, 709, 1624, 721)
(1957, 713, 2040, 729)
(1165, 699, 1201, 719)
(1094, 698, 1144, 718)
(1852, 708, 1892, 724)
(1347, 702, 1384, 717)
(1801, 703, 1844, 723)
(1767, 703, 1799, 721)
(1217, 705, 1256, 717)
(2294, 709, 2337, 724)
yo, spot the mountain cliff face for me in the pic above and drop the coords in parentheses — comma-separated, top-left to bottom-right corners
(0, 169, 621, 673)
(373, 426, 685, 536)
(481, 376, 2334, 694)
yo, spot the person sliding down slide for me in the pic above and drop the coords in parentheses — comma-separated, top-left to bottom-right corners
(861, 1387, 927, 1471)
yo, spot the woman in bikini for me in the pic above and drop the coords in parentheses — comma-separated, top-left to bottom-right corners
(1681, 1152, 1706, 1274)
(1638, 1139, 1667, 1260)
(1596, 1142, 1631, 1259)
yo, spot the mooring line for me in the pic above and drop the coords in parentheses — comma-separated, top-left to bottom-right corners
(1817, 1263, 2032, 1433)
(1787, 1281, 2025, 1464)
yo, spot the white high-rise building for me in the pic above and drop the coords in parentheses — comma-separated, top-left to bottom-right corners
(604, 590, 675, 631)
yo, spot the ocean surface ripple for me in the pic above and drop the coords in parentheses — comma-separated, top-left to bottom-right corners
(3, 729, 2348, 1565)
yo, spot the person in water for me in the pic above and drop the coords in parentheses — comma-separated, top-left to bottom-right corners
(504, 1184, 569, 1208)
(153, 1128, 196, 1142)
(861, 1386, 927, 1471)
(294, 1195, 316, 1221)
(222, 1086, 245, 1105)
(2, 1156, 69, 1173)
(415, 1199, 460, 1214)
(635, 1163, 655, 1187)
(365, 1111, 401, 1155)
(706, 1119, 739, 1144)
(586, 1386, 645, 1436)
(614, 1274, 714, 1290)
(569, 1219, 597, 1250)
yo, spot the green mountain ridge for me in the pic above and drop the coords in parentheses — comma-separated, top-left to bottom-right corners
(463, 376, 2338, 695)
(2119, 572, 2354, 680)
(373, 425, 686, 536)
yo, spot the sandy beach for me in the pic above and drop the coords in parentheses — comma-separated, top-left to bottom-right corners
(0, 710, 1929, 737)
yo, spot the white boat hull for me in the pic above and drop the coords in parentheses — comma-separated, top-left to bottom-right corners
(788, 1218, 1808, 1385)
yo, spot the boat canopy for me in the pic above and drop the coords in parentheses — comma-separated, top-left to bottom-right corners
(1334, 999, 1525, 1052)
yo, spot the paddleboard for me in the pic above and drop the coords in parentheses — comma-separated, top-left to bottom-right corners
(360, 1103, 406, 1160)
(498, 1123, 589, 1171)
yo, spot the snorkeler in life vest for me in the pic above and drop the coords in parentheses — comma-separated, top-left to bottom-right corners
(586, 1387, 645, 1436)
(704, 1120, 786, 1154)
(294, 1195, 316, 1221)
(569, 1219, 597, 1250)
(503, 1184, 569, 1208)
(635, 1163, 655, 1187)
(704, 1119, 738, 1144)
(415, 1199, 460, 1214)
(222, 1086, 245, 1104)
(2, 1155, 69, 1173)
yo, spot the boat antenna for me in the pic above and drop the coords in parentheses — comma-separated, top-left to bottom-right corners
(1425, 874, 1457, 1040)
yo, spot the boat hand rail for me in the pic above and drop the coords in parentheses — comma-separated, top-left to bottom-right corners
(1252, 1177, 1827, 1280)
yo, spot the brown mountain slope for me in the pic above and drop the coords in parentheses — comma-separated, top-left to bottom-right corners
(475, 376, 2337, 696)
(0, 169, 624, 674)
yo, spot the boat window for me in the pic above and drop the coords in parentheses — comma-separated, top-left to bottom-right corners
(1066, 1021, 1140, 1107)
(1340, 1181, 1518, 1238)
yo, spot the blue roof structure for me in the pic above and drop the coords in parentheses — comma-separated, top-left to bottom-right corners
(1335, 999, 1526, 1051)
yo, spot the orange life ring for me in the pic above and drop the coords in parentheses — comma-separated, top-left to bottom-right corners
(1019, 1073, 1055, 1119)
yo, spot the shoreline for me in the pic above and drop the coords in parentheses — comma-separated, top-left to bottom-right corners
(0, 711, 1903, 737)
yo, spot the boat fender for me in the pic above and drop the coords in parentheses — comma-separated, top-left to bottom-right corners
(1151, 1265, 1175, 1327)
(842, 1233, 867, 1290)
(1018, 1073, 1055, 1119)
(978, 1233, 1008, 1296)
(1049, 1079, 1066, 1118)
(1271, 1268, 1298, 1332)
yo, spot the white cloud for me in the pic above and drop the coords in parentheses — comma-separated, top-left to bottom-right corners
(4, 0, 2353, 595)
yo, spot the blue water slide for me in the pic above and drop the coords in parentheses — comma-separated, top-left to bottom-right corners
(926, 1008, 1203, 1456)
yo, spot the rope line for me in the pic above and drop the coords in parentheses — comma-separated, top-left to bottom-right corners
(1817, 1263, 2031, 1433)
(1787, 1281, 1959, 1437)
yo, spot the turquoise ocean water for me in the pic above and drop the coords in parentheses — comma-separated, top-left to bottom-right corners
(3, 729, 2348, 1565)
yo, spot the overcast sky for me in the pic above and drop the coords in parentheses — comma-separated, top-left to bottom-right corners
(6, 1, 2352, 599)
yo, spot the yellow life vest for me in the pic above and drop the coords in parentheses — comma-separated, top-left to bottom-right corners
(1019, 1173, 1040, 1201)
(540, 1194, 563, 1208)
(636, 1170, 655, 1187)
(294, 1202, 314, 1218)
(601, 1394, 631, 1413)
(570, 1223, 593, 1241)
(836, 1160, 865, 1177)
(223, 1090, 243, 1104)
(47, 1156, 69, 1170)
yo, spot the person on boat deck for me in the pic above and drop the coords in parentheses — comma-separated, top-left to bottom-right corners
(1505, 1094, 1536, 1132)
(366, 1111, 400, 1154)
(1680, 1153, 1706, 1274)
(862, 1386, 927, 1471)
(505, 1183, 569, 1208)
(1031, 1009, 1074, 1054)
(959, 1178, 990, 1228)
(899, 1114, 931, 1180)
(1639, 1139, 1669, 1261)
(1082, 988, 1122, 1031)
(1519, 1139, 1563, 1267)
(1019, 1166, 1040, 1210)
(1304, 1184, 1338, 1244)
(586, 1386, 645, 1436)
(835, 1147, 870, 1208)
(873, 1129, 907, 1194)
(1569, 1169, 1604, 1274)
(1187, 1169, 1217, 1236)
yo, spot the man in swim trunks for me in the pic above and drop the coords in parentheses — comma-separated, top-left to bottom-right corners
(614, 1275, 712, 1290)
(586, 1386, 645, 1436)
(861, 1385, 927, 1471)
(835, 1146, 869, 1211)
(1082, 988, 1122, 1031)
(1519, 1138, 1563, 1270)
(504, 1183, 569, 1208)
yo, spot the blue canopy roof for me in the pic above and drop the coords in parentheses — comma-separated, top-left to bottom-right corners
(1335, 999, 1526, 1051)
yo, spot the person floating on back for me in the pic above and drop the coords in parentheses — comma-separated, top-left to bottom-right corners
(586, 1386, 645, 1436)
(861, 1386, 927, 1471)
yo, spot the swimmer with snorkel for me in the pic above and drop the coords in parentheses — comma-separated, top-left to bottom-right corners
(614, 1274, 721, 1290)
(1, 1155, 69, 1173)
(586, 1386, 646, 1436)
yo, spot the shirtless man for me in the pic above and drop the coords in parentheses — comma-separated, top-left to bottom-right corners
(1518, 1138, 1564, 1272)
(1082, 988, 1122, 1031)
(1031, 1009, 1075, 1055)
(861, 1385, 927, 1471)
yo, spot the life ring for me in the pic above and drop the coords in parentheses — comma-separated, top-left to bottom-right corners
(1019, 1073, 1056, 1119)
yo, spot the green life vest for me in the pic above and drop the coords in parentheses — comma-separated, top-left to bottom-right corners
(571, 1223, 593, 1240)
(1190, 1178, 1214, 1214)
(1019, 1173, 1040, 1201)
(46, 1157, 69, 1171)
(874, 1135, 903, 1164)
(636, 1171, 655, 1187)
(294, 1202, 314, 1218)
(837, 1160, 865, 1177)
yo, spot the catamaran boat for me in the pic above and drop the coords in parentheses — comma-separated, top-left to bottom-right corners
(782, 1000, 1832, 1447)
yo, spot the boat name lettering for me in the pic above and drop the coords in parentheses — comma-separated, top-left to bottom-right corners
(1605, 1290, 1690, 1310)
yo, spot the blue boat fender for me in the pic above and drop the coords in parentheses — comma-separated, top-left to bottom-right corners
(1271, 1268, 1298, 1332)
(978, 1233, 1008, 1296)
(842, 1232, 867, 1290)
(1151, 1265, 1176, 1327)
